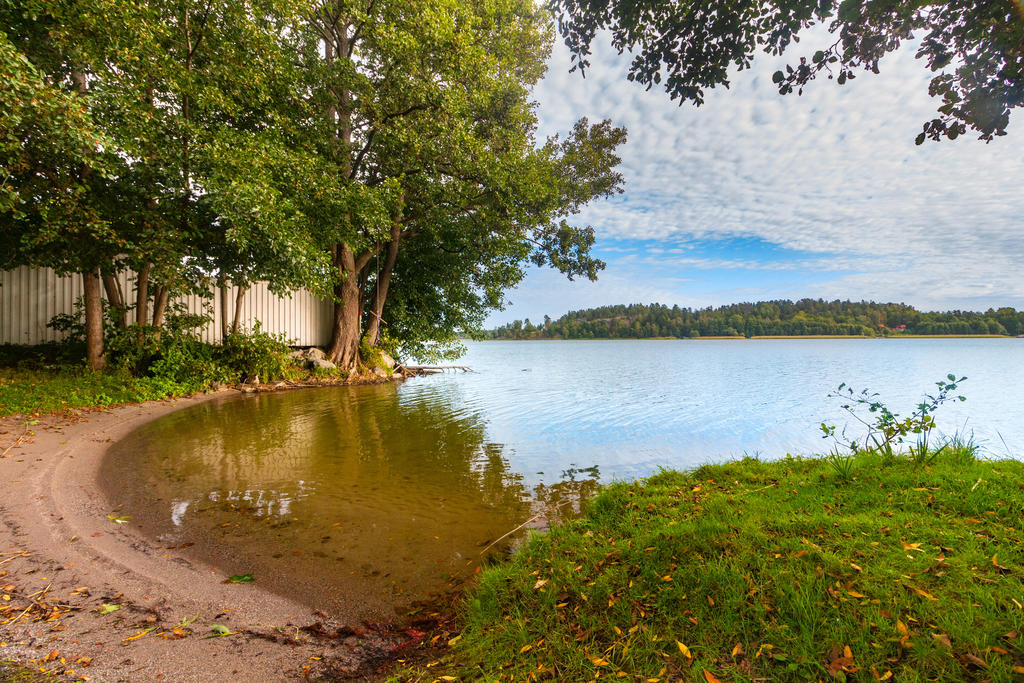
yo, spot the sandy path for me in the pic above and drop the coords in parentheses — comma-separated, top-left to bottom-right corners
(0, 393, 430, 682)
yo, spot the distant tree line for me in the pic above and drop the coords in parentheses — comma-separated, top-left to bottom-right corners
(487, 300, 1024, 340)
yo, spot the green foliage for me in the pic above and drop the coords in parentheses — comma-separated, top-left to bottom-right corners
(449, 453, 1024, 681)
(822, 374, 968, 464)
(0, 365, 191, 416)
(219, 324, 294, 383)
(489, 300, 1023, 340)
(550, 0, 1024, 143)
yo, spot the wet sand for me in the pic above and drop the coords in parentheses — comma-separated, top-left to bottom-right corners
(0, 393, 432, 681)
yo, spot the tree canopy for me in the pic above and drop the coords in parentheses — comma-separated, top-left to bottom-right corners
(1, 0, 627, 370)
(549, 0, 1024, 143)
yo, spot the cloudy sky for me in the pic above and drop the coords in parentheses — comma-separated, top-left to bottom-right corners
(489, 28, 1024, 326)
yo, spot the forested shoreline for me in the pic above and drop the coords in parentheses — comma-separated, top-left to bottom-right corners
(488, 300, 1024, 339)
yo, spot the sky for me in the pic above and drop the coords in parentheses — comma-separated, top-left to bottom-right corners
(488, 27, 1024, 326)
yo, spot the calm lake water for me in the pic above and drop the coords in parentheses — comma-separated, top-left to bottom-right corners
(102, 338, 1024, 620)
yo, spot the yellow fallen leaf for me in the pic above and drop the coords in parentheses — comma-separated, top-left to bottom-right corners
(878, 670, 893, 680)
(447, 635, 461, 646)
(592, 657, 610, 666)
(533, 579, 548, 590)
(848, 591, 865, 598)
(520, 644, 532, 654)
(122, 628, 155, 643)
(676, 641, 692, 660)
(843, 645, 853, 660)
(896, 620, 909, 636)
(703, 671, 723, 683)
(731, 643, 744, 657)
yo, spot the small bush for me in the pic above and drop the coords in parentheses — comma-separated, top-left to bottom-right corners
(220, 323, 294, 383)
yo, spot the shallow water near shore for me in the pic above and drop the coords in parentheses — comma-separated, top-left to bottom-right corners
(102, 338, 1024, 619)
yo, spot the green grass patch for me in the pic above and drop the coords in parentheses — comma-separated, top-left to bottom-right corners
(452, 452, 1024, 681)
(0, 365, 198, 417)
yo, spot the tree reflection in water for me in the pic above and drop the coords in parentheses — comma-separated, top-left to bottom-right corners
(101, 383, 599, 622)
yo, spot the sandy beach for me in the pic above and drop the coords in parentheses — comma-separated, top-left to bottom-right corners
(0, 393, 431, 682)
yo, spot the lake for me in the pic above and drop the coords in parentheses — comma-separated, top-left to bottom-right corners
(102, 338, 1024, 621)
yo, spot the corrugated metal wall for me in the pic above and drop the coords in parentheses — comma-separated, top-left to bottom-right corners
(0, 266, 333, 346)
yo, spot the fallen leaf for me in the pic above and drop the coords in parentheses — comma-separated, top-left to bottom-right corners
(97, 604, 120, 615)
(962, 653, 988, 669)
(676, 641, 692, 660)
(205, 624, 235, 638)
(534, 579, 548, 590)
(592, 657, 609, 666)
(225, 573, 254, 584)
(731, 643, 744, 657)
(896, 620, 909, 636)
(123, 628, 155, 643)
(520, 644, 532, 654)
(106, 515, 130, 525)
(931, 633, 952, 649)
(900, 541, 924, 552)
(702, 670, 723, 683)
(992, 555, 1011, 573)
(848, 590, 865, 598)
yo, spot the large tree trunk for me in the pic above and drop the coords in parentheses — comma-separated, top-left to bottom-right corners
(231, 284, 247, 334)
(82, 269, 106, 370)
(362, 223, 401, 347)
(135, 262, 151, 326)
(326, 246, 363, 370)
(102, 271, 127, 329)
(151, 284, 169, 329)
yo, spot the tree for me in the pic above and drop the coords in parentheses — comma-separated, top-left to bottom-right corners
(549, 0, 1024, 143)
(0, 6, 131, 368)
(305, 0, 626, 370)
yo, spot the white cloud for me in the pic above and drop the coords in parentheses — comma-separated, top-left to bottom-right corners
(494, 26, 1024, 324)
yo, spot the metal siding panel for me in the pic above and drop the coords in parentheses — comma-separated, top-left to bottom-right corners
(0, 267, 333, 348)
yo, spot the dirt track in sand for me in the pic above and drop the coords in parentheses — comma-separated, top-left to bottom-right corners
(0, 393, 443, 682)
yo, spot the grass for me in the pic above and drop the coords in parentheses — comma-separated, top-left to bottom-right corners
(0, 661, 56, 681)
(441, 449, 1024, 681)
(0, 365, 197, 417)
(0, 344, 202, 417)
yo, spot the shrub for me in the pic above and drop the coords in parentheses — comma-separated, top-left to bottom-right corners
(219, 323, 294, 383)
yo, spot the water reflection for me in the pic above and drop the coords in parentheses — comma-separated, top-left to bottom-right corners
(102, 383, 597, 622)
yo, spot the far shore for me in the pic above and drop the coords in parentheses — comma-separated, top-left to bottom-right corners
(480, 333, 1017, 341)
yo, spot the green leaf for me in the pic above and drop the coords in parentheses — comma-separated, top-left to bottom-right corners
(226, 573, 255, 584)
(206, 624, 236, 638)
(98, 603, 120, 615)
